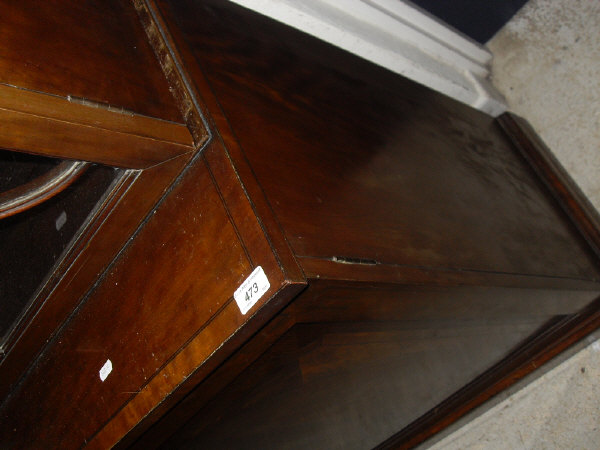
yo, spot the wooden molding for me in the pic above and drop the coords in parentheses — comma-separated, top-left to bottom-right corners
(498, 112, 600, 259)
(375, 297, 600, 449)
(371, 114, 600, 449)
(133, 0, 211, 149)
(0, 156, 191, 398)
(0, 84, 194, 169)
(0, 0, 213, 403)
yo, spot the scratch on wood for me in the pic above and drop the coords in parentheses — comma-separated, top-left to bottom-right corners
(65, 95, 136, 116)
(331, 256, 379, 266)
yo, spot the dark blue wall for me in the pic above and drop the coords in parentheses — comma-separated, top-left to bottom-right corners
(412, 0, 529, 43)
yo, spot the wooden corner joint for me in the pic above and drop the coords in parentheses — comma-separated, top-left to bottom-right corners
(133, 0, 211, 151)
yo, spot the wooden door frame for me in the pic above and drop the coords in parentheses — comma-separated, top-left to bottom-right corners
(0, 0, 209, 399)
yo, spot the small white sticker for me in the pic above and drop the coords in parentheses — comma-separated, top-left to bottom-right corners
(233, 266, 270, 315)
(99, 359, 112, 382)
(55, 211, 67, 231)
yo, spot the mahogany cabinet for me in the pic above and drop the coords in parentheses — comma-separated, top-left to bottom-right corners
(1, 1, 600, 449)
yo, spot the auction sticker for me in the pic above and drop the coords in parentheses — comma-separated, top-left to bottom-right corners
(233, 266, 270, 315)
(99, 359, 112, 382)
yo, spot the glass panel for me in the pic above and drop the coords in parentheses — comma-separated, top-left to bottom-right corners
(0, 150, 121, 342)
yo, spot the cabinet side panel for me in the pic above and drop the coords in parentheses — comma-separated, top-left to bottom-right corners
(0, 150, 254, 448)
(160, 281, 600, 449)
(161, 0, 600, 282)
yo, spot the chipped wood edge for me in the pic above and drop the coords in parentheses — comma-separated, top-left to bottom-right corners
(133, 0, 212, 150)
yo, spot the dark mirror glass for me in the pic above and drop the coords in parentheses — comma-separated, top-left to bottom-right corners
(0, 150, 121, 343)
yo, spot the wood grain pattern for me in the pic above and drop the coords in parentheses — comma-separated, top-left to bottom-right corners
(90, 282, 304, 450)
(0, 85, 193, 168)
(162, 0, 600, 284)
(498, 113, 600, 259)
(153, 0, 306, 285)
(140, 2, 600, 448)
(3, 1, 600, 449)
(0, 137, 305, 448)
(0, 0, 183, 123)
(137, 279, 600, 448)
(159, 282, 598, 448)
(0, 155, 187, 399)
(376, 296, 600, 449)
(0, 148, 248, 448)
(130, 310, 297, 449)
(0, 85, 192, 146)
(88, 135, 309, 449)
(0, 0, 208, 400)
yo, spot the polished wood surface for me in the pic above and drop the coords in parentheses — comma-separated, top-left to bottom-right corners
(0, 84, 193, 168)
(0, 0, 202, 406)
(164, 319, 554, 449)
(162, 0, 599, 283)
(151, 0, 306, 285)
(146, 1, 600, 448)
(0, 0, 197, 168)
(1, 0, 600, 448)
(141, 280, 599, 449)
(0, 157, 190, 399)
(0, 136, 305, 448)
(377, 297, 600, 449)
(0, 0, 182, 123)
(86, 139, 305, 449)
(1, 147, 248, 446)
(498, 113, 600, 258)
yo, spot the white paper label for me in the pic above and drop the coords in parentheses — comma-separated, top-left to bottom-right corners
(99, 359, 112, 382)
(55, 211, 67, 231)
(234, 266, 270, 315)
